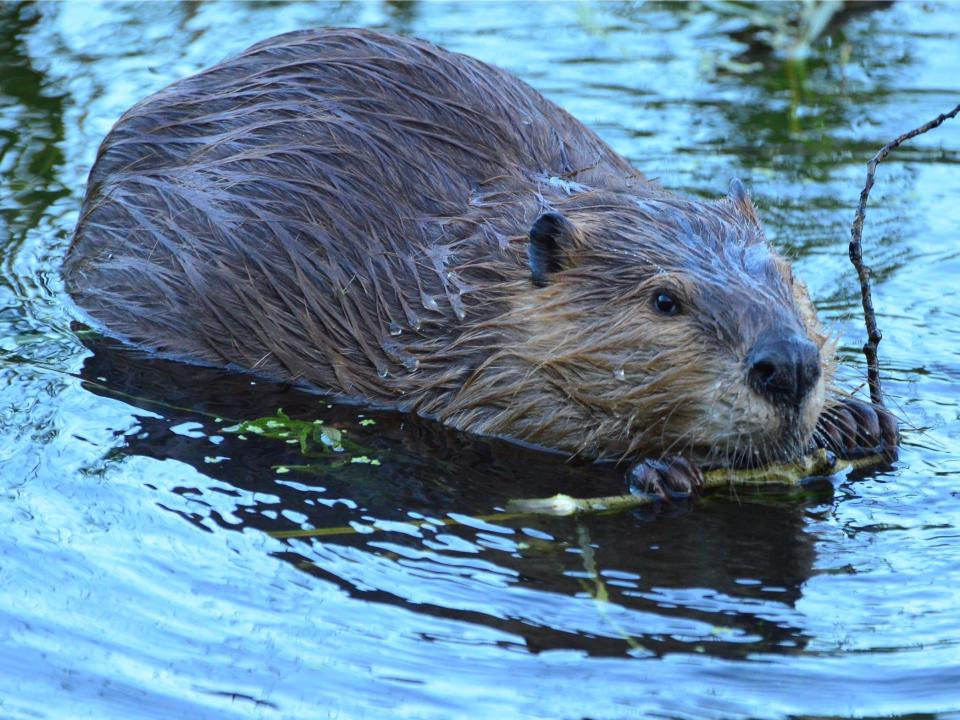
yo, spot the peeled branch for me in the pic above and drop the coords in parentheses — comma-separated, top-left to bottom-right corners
(505, 448, 885, 517)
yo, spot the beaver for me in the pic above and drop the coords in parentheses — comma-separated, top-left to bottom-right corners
(63, 28, 897, 497)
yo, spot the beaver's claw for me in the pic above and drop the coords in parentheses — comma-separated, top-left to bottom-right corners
(627, 456, 704, 501)
(815, 398, 899, 462)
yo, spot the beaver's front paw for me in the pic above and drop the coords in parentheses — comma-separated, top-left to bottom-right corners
(627, 456, 704, 501)
(815, 398, 899, 462)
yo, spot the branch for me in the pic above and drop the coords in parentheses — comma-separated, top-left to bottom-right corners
(504, 448, 882, 516)
(849, 102, 960, 406)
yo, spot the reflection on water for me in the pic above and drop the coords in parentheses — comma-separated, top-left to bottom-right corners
(78, 335, 823, 660)
(2, 1, 960, 718)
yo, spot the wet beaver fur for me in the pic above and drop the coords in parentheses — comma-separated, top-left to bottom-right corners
(64, 28, 897, 496)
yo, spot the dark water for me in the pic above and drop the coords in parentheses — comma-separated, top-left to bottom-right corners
(2, 2, 960, 718)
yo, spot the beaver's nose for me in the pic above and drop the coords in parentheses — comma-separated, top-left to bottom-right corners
(747, 332, 821, 407)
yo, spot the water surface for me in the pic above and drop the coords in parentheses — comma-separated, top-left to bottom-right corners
(2, 2, 960, 718)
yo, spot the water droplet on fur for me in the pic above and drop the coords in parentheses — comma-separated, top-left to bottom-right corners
(377, 366, 389, 379)
(404, 309, 421, 331)
(388, 322, 403, 336)
(450, 294, 466, 321)
(382, 339, 420, 374)
(421, 292, 439, 311)
(613, 368, 627, 381)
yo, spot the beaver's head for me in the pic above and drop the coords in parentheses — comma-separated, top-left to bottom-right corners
(469, 180, 832, 468)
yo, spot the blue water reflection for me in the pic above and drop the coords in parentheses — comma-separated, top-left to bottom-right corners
(2, 1, 960, 718)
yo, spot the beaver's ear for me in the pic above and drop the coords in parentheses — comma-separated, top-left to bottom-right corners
(728, 178, 763, 236)
(529, 212, 579, 287)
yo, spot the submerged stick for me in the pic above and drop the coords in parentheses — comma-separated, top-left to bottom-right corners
(506, 448, 886, 517)
(849, 102, 960, 406)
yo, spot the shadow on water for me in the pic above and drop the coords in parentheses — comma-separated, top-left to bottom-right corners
(76, 332, 829, 659)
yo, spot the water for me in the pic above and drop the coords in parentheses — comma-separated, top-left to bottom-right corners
(2, 1, 960, 718)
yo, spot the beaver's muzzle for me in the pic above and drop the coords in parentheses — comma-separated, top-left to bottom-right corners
(747, 330, 822, 408)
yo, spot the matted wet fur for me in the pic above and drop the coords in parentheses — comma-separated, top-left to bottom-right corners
(64, 28, 894, 478)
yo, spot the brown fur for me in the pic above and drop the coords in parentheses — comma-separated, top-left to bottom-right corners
(64, 28, 834, 466)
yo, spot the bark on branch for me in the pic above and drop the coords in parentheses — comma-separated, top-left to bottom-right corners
(849, 102, 960, 406)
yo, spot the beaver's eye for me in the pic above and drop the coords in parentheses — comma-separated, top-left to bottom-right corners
(653, 290, 680, 316)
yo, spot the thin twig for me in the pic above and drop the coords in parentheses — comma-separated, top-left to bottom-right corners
(849, 102, 960, 406)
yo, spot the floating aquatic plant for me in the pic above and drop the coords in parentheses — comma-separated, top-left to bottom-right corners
(222, 409, 364, 457)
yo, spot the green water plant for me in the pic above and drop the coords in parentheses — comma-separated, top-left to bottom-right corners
(223, 409, 359, 457)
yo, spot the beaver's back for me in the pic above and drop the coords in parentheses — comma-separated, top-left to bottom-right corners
(65, 28, 639, 397)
